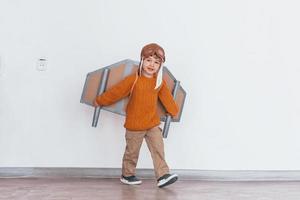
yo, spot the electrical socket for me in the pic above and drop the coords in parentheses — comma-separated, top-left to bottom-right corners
(37, 58, 47, 71)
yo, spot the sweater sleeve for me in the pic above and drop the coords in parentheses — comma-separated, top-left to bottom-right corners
(96, 74, 135, 106)
(158, 80, 179, 117)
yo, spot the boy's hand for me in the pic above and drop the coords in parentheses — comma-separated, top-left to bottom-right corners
(93, 99, 100, 107)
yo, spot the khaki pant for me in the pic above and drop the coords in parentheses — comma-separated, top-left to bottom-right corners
(122, 126, 169, 179)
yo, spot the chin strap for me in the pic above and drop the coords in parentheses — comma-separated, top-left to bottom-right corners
(129, 58, 143, 98)
(155, 62, 164, 90)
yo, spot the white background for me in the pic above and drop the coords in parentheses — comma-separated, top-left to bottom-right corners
(0, 0, 300, 170)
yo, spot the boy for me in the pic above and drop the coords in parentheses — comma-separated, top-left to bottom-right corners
(94, 43, 179, 188)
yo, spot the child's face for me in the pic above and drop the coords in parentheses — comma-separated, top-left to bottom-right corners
(142, 56, 161, 77)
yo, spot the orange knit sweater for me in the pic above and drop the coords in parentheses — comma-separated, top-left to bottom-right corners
(96, 74, 179, 131)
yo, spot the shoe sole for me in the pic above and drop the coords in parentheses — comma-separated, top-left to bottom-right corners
(157, 174, 178, 188)
(120, 178, 142, 185)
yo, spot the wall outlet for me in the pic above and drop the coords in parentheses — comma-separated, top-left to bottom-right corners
(37, 58, 47, 71)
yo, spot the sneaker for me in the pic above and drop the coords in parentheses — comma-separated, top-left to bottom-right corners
(157, 173, 178, 188)
(120, 175, 142, 185)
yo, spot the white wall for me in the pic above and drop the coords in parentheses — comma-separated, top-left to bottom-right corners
(0, 0, 300, 170)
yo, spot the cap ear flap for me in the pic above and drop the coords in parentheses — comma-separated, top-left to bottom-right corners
(138, 57, 143, 76)
(130, 58, 143, 97)
(155, 62, 163, 89)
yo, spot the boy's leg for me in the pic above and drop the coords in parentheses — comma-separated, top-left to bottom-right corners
(145, 126, 169, 179)
(122, 130, 145, 177)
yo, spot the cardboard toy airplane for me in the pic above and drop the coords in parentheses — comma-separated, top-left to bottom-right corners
(80, 59, 186, 138)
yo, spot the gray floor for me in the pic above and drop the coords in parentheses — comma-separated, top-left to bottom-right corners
(0, 178, 299, 200)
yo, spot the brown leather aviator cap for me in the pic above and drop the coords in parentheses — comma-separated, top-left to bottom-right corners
(140, 43, 165, 62)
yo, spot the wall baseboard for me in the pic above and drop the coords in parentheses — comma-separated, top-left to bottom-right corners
(1, 167, 300, 181)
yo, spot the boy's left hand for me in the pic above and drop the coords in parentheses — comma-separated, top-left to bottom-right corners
(93, 99, 100, 107)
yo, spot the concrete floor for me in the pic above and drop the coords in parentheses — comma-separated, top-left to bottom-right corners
(0, 178, 299, 200)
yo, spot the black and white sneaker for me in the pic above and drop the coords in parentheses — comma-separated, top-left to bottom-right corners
(157, 173, 178, 188)
(120, 175, 142, 185)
